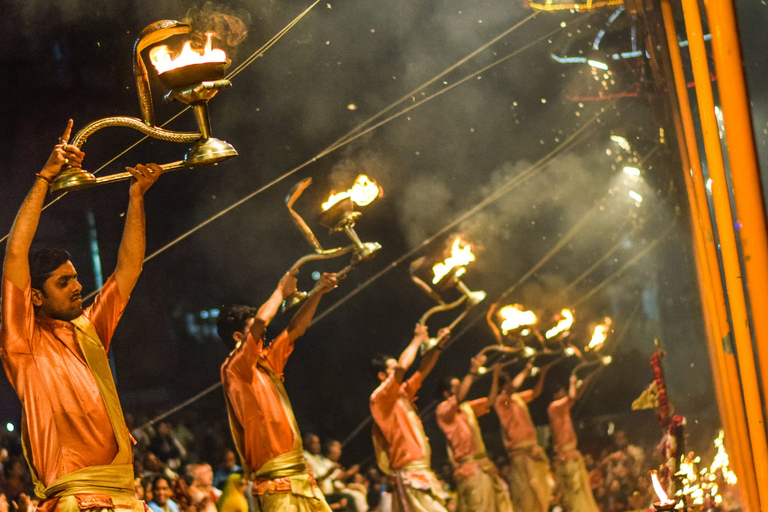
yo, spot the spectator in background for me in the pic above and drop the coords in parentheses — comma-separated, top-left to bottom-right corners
(324, 440, 364, 512)
(216, 475, 248, 512)
(148, 476, 180, 512)
(303, 434, 358, 512)
(213, 450, 241, 490)
(150, 422, 187, 471)
(188, 464, 220, 512)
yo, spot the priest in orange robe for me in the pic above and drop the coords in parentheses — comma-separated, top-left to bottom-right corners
(1, 120, 163, 512)
(493, 360, 557, 512)
(435, 356, 512, 512)
(369, 325, 451, 512)
(219, 271, 338, 512)
(548, 373, 600, 512)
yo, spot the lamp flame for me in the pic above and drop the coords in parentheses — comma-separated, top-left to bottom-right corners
(149, 32, 227, 74)
(321, 175, 381, 211)
(651, 471, 675, 506)
(432, 238, 475, 285)
(499, 304, 538, 333)
(587, 318, 611, 351)
(545, 309, 574, 339)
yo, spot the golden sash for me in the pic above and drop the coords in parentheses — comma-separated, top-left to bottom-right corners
(22, 316, 134, 505)
(247, 358, 320, 500)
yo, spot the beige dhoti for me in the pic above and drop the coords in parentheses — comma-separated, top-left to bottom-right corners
(505, 440, 552, 512)
(554, 447, 598, 512)
(392, 460, 449, 512)
(454, 458, 512, 512)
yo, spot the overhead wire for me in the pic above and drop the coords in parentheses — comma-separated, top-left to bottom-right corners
(137, 104, 607, 431)
(0, 2, 321, 245)
(341, 223, 676, 449)
(1, 8, 548, 250)
(80, 19, 587, 306)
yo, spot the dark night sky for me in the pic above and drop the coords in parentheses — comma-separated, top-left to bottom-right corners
(2, 0, 766, 466)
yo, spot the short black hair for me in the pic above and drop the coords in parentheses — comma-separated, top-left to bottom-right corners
(370, 353, 393, 380)
(29, 248, 71, 291)
(434, 376, 455, 400)
(217, 305, 258, 350)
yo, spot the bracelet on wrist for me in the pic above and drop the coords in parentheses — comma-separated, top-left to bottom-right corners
(36, 173, 53, 185)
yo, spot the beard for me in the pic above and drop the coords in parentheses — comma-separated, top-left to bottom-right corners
(50, 301, 84, 321)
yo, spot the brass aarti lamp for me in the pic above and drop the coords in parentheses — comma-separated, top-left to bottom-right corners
(51, 20, 238, 193)
(410, 237, 486, 354)
(281, 175, 382, 311)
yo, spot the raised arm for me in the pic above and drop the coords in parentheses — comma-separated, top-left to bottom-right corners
(511, 361, 534, 392)
(488, 363, 502, 405)
(4, 121, 84, 290)
(524, 359, 558, 402)
(417, 327, 451, 380)
(113, 163, 164, 299)
(248, 271, 298, 340)
(573, 369, 599, 402)
(455, 353, 486, 403)
(285, 273, 338, 342)
(395, 324, 429, 383)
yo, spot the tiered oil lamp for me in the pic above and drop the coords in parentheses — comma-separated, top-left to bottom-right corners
(281, 175, 382, 311)
(51, 20, 238, 193)
(410, 237, 486, 354)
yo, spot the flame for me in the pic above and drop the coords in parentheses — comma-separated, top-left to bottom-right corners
(587, 318, 611, 351)
(651, 471, 675, 506)
(149, 32, 227, 74)
(321, 175, 381, 211)
(545, 309, 574, 339)
(432, 238, 475, 285)
(499, 304, 537, 333)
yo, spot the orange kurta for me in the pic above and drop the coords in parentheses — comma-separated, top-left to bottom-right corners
(221, 330, 297, 474)
(494, 390, 537, 448)
(369, 371, 427, 470)
(436, 397, 490, 478)
(0, 275, 127, 488)
(547, 395, 577, 455)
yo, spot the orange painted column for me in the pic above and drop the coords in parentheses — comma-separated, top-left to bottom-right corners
(661, 1, 762, 508)
(704, 0, 768, 424)
(676, 0, 768, 507)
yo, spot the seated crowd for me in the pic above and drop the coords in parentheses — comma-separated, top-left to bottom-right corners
(0, 413, 656, 512)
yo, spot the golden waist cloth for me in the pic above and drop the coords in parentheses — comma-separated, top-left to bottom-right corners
(554, 442, 581, 463)
(37, 464, 140, 512)
(395, 459, 447, 500)
(250, 448, 319, 498)
(506, 439, 548, 462)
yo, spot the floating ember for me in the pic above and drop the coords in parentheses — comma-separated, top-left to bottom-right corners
(545, 309, 574, 339)
(587, 318, 611, 351)
(499, 304, 537, 334)
(322, 175, 381, 211)
(432, 238, 475, 285)
(651, 471, 676, 510)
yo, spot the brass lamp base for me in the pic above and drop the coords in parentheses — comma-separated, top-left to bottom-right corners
(184, 137, 238, 166)
(50, 168, 99, 193)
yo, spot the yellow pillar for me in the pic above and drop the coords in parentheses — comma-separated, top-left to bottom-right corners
(661, 1, 763, 508)
(704, 0, 768, 421)
(676, 0, 768, 507)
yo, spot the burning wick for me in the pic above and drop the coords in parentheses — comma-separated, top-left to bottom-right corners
(651, 471, 676, 509)
(498, 304, 537, 334)
(587, 318, 611, 351)
(322, 175, 381, 211)
(545, 309, 574, 339)
(432, 238, 475, 285)
(149, 32, 227, 74)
